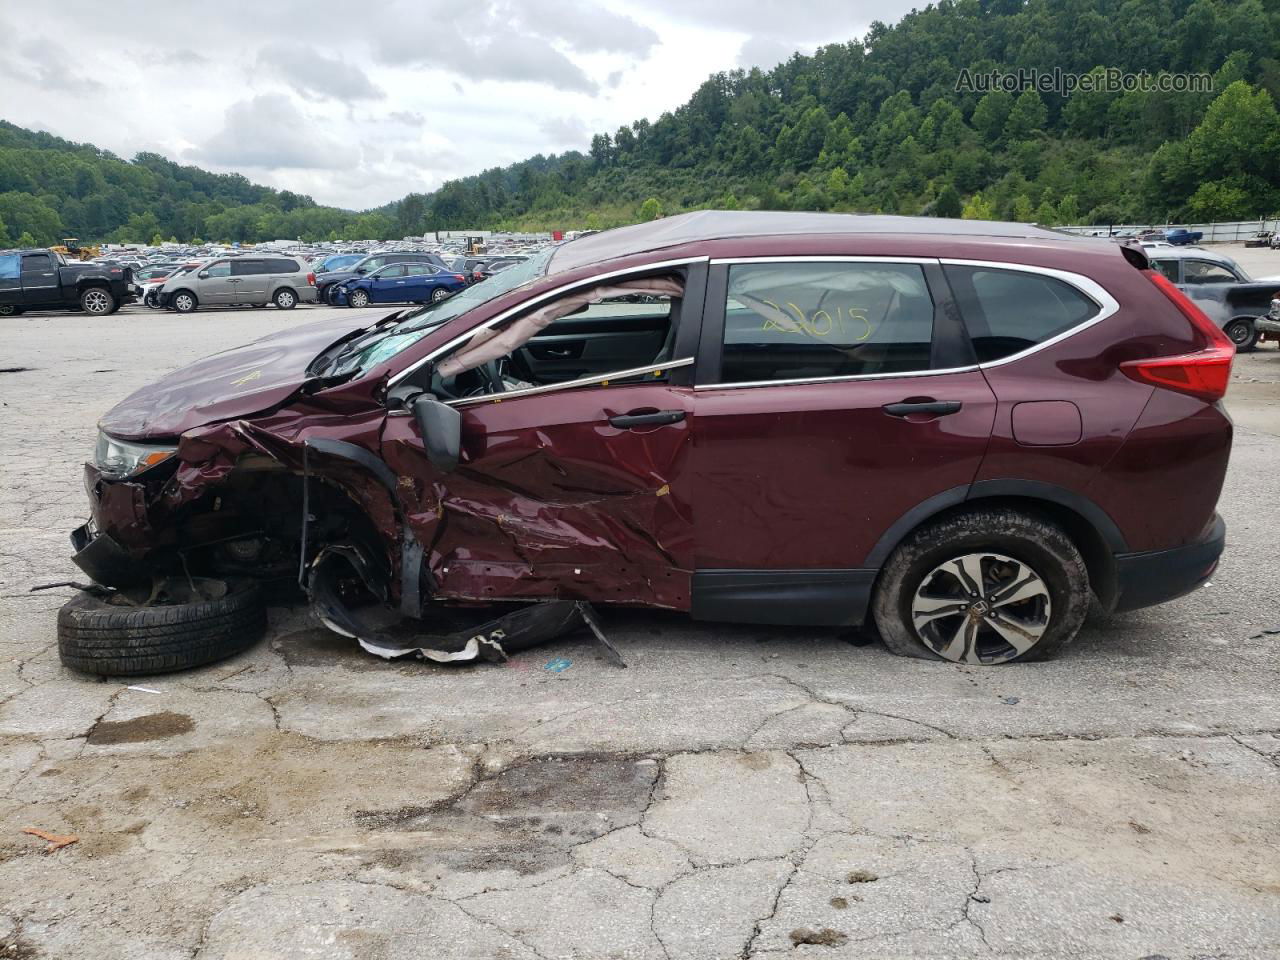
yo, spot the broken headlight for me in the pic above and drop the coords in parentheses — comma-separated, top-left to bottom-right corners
(94, 431, 177, 479)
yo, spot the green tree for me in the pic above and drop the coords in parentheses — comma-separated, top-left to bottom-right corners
(961, 192, 995, 220)
(638, 197, 663, 221)
(934, 184, 963, 218)
(970, 91, 1014, 142)
(1004, 90, 1048, 141)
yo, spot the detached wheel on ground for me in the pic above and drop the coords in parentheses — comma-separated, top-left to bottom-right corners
(171, 290, 198, 313)
(872, 508, 1089, 665)
(80, 287, 116, 315)
(58, 578, 267, 676)
(347, 288, 369, 308)
(273, 288, 297, 310)
(1224, 318, 1258, 352)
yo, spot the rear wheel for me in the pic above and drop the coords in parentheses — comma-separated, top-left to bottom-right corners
(872, 508, 1090, 664)
(348, 288, 369, 308)
(171, 290, 198, 313)
(80, 287, 116, 315)
(273, 288, 296, 310)
(431, 286, 450, 303)
(0, 304, 21, 317)
(1224, 318, 1258, 352)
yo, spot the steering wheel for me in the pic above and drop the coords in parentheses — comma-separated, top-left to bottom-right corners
(478, 360, 506, 394)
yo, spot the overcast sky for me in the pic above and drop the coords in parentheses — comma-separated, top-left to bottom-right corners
(0, 0, 918, 210)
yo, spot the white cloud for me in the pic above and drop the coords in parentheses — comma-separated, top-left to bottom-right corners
(192, 95, 357, 170)
(257, 45, 384, 102)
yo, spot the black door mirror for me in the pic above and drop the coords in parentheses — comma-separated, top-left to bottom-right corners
(411, 394, 461, 473)
(355, 267, 368, 275)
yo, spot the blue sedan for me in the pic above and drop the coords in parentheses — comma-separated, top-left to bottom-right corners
(334, 263, 468, 307)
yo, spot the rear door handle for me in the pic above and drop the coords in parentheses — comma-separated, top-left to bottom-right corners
(882, 400, 962, 417)
(609, 409, 686, 428)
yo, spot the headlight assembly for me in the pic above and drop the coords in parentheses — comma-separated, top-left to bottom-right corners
(94, 431, 177, 479)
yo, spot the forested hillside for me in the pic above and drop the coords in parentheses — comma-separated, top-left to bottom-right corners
(0, 122, 394, 246)
(401, 0, 1280, 233)
(3, 0, 1279, 244)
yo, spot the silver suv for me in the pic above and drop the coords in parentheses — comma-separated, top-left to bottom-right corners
(160, 256, 317, 313)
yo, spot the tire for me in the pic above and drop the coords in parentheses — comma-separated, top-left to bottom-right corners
(348, 288, 369, 308)
(872, 508, 1089, 665)
(57, 579, 267, 676)
(1224, 318, 1258, 353)
(324, 285, 340, 305)
(80, 287, 116, 315)
(171, 290, 198, 313)
(144, 292, 160, 310)
(273, 288, 297, 310)
(430, 286, 450, 303)
(0, 304, 22, 317)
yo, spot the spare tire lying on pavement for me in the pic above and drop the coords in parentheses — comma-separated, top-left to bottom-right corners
(58, 578, 267, 676)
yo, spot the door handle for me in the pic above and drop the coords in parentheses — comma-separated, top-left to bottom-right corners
(882, 399, 962, 417)
(609, 409, 686, 428)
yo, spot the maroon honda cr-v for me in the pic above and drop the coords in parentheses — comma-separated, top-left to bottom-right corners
(69, 212, 1233, 668)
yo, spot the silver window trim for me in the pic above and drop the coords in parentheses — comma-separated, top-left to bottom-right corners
(387, 255, 708, 388)
(711, 255, 939, 265)
(696, 255, 1117, 390)
(445, 358, 694, 408)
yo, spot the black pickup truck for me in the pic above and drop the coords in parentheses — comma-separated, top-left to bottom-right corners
(0, 248, 135, 316)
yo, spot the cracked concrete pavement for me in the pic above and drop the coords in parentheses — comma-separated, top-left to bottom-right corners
(2, 260, 1280, 959)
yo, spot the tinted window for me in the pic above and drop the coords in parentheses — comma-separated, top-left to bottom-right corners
(1183, 260, 1238, 284)
(945, 265, 1099, 363)
(1151, 259, 1180, 282)
(720, 262, 934, 383)
(231, 259, 266, 276)
(0, 255, 19, 279)
(266, 258, 300, 273)
(21, 254, 52, 273)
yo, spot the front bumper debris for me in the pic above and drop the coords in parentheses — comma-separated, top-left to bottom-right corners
(307, 544, 626, 667)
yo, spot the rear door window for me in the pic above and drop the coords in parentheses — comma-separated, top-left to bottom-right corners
(231, 259, 266, 276)
(265, 258, 300, 273)
(719, 261, 935, 384)
(944, 265, 1100, 364)
(1151, 259, 1181, 282)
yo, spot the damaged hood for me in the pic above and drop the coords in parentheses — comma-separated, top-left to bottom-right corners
(99, 314, 379, 440)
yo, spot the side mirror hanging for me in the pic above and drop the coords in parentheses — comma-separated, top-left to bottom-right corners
(411, 394, 461, 473)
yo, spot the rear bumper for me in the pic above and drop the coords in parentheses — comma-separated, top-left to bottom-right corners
(1112, 515, 1225, 613)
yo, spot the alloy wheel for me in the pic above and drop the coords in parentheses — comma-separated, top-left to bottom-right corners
(432, 287, 449, 302)
(83, 290, 112, 314)
(910, 552, 1051, 664)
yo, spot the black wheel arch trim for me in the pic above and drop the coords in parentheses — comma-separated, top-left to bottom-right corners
(862, 479, 1128, 568)
(302, 437, 426, 617)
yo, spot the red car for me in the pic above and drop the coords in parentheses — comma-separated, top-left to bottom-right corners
(66, 212, 1233, 670)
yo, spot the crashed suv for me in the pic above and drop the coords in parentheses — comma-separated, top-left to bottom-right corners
(68, 212, 1234, 668)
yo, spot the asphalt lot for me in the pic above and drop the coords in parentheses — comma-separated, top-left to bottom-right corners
(1, 245, 1279, 959)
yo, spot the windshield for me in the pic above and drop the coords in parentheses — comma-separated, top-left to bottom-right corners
(316, 247, 553, 379)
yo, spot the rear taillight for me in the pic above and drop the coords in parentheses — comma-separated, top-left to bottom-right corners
(307, 272, 316, 286)
(454, 274, 466, 282)
(1119, 271, 1235, 402)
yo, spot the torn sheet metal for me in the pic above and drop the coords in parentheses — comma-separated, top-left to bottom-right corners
(308, 544, 624, 666)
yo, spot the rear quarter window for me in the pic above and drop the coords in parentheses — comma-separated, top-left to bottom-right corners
(267, 258, 300, 273)
(944, 265, 1100, 364)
